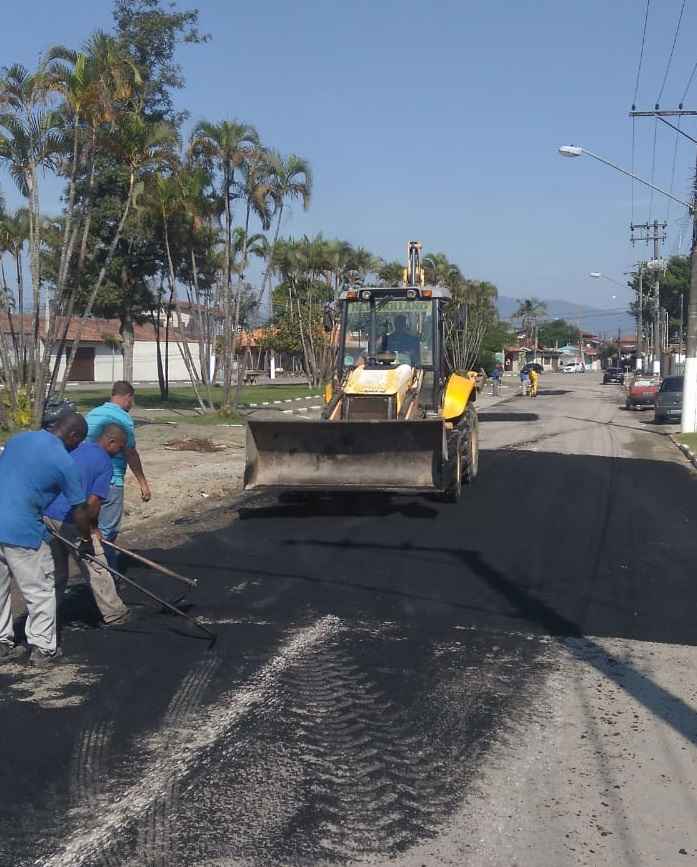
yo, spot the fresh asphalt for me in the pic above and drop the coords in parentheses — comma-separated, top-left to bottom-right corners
(1, 374, 696, 867)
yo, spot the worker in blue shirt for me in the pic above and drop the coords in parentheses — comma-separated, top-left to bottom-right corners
(45, 424, 130, 627)
(0, 413, 91, 666)
(86, 381, 151, 565)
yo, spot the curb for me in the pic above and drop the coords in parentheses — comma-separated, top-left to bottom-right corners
(236, 394, 320, 410)
(669, 434, 697, 469)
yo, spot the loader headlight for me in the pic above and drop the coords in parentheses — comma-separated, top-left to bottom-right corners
(406, 289, 417, 300)
(360, 290, 372, 300)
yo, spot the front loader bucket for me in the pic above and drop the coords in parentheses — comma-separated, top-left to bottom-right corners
(244, 419, 446, 493)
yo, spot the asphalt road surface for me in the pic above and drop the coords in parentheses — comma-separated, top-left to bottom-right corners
(2, 374, 697, 866)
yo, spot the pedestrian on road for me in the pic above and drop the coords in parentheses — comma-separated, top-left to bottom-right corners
(529, 367, 539, 398)
(45, 424, 130, 628)
(520, 368, 530, 395)
(85, 381, 151, 567)
(0, 413, 91, 666)
(490, 364, 503, 395)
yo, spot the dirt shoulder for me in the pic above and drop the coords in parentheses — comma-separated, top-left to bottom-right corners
(120, 415, 247, 540)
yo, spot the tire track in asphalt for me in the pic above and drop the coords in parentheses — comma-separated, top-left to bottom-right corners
(40, 615, 343, 867)
(162, 625, 548, 866)
(136, 651, 221, 867)
(281, 642, 459, 862)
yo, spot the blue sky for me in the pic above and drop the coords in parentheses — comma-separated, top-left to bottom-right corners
(3, 0, 697, 315)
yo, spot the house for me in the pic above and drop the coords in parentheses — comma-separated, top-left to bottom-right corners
(1, 313, 210, 384)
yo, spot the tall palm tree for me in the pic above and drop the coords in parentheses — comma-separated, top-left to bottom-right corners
(191, 120, 259, 410)
(58, 112, 178, 392)
(259, 151, 312, 305)
(43, 33, 142, 304)
(513, 297, 547, 356)
(423, 252, 462, 289)
(0, 62, 61, 415)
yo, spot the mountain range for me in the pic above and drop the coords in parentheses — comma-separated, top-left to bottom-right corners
(496, 295, 634, 338)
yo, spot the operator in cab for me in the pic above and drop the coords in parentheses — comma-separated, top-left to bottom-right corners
(382, 314, 421, 365)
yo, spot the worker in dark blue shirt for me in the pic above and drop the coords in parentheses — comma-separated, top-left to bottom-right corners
(45, 424, 129, 627)
(0, 413, 91, 666)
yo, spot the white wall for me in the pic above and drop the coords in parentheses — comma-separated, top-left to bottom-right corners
(132, 341, 202, 381)
(52, 340, 205, 383)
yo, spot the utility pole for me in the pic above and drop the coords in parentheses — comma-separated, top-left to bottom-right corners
(637, 264, 644, 369)
(629, 106, 697, 429)
(684, 150, 697, 430)
(630, 220, 666, 373)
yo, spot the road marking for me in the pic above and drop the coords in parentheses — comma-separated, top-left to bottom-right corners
(43, 615, 342, 867)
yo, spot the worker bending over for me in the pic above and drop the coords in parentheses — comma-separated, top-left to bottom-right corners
(45, 424, 130, 628)
(86, 381, 151, 568)
(0, 413, 91, 666)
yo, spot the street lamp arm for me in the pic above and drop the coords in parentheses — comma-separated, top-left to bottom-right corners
(559, 146, 695, 212)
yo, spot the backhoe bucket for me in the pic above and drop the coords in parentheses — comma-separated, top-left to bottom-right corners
(244, 419, 446, 493)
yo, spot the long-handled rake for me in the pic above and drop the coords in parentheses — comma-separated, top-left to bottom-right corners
(101, 538, 198, 589)
(47, 527, 216, 645)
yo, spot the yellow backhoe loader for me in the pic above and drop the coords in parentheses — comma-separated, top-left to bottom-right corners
(244, 242, 479, 502)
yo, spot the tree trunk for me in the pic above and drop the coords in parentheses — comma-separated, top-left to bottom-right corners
(58, 170, 136, 397)
(221, 164, 234, 412)
(259, 203, 283, 312)
(121, 312, 134, 383)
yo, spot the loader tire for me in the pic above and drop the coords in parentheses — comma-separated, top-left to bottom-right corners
(441, 405, 478, 503)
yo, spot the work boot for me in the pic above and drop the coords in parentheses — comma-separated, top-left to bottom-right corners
(0, 641, 28, 663)
(28, 646, 63, 667)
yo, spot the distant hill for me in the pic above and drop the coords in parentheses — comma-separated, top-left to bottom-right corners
(497, 295, 634, 337)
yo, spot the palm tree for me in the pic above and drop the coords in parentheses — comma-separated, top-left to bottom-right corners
(423, 252, 462, 289)
(58, 112, 178, 391)
(513, 297, 547, 358)
(43, 33, 142, 306)
(259, 151, 312, 306)
(0, 62, 61, 413)
(191, 120, 259, 410)
(177, 161, 217, 400)
(0, 207, 29, 379)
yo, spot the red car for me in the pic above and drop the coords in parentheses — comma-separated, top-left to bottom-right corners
(625, 375, 661, 410)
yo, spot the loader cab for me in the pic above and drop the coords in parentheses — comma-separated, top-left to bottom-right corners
(338, 285, 450, 411)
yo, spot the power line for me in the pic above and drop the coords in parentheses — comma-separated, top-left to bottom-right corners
(648, 117, 659, 221)
(632, 0, 652, 224)
(665, 117, 682, 223)
(632, 0, 652, 106)
(681, 57, 697, 104)
(657, 0, 688, 104)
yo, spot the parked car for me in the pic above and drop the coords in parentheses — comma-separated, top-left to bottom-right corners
(561, 362, 585, 373)
(626, 375, 660, 410)
(603, 367, 625, 384)
(654, 375, 683, 423)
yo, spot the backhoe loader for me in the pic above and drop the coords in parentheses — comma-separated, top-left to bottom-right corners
(244, 242, 479, 502)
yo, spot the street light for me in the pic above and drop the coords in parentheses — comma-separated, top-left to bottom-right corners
(558, 146, 694, 211)
(589, 271, 624, 287)
(559, 143, 697, 431)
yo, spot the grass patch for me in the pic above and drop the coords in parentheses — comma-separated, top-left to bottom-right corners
(676, 432, 697, 452)
(70, 383, 321, 414)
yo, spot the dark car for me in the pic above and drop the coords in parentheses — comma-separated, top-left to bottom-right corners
(654, 375, 683, 423)
(603, 367, 625, 384)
